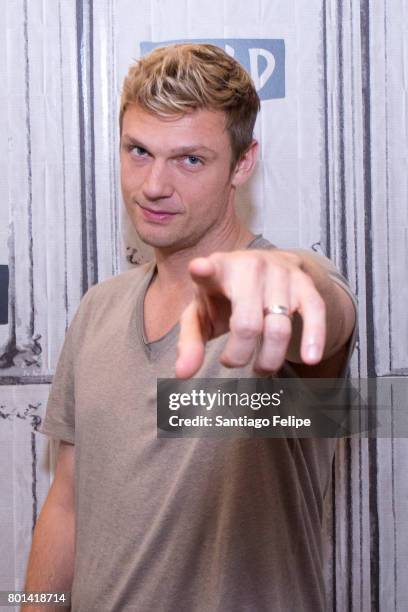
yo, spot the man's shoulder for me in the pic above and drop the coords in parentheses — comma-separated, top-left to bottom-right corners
(86, 263, 153, 301)
(73, 263, 154, 324)
(247, 235, 275, 251)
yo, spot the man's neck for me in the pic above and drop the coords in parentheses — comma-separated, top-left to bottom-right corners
(143, 215, 254, 343)
(152, 220, 255, 302)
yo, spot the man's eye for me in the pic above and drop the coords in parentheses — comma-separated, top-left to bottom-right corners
(131, 146, 148, 157)
(184, 155, 202, 167)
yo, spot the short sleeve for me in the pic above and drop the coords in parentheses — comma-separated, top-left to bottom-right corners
(250, 240, 358, 374)
(38, 290, 94, 444)
(291, 249, 358, 375)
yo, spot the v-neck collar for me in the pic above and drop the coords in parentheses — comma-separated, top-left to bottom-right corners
(135, 234, 270, 360)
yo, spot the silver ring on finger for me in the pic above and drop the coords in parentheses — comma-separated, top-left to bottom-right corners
(263, 304, 292, 320)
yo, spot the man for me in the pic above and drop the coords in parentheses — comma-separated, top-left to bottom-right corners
(24, 44, 356, 611)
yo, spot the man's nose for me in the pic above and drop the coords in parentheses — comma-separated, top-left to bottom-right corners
(142, 159, 173, 200)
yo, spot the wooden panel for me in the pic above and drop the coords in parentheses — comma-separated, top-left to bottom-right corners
(0, 385, 51, 598)
(369, 0, 408, 376)
(1, 0, 83, 377)
(0, 1, 407, 610)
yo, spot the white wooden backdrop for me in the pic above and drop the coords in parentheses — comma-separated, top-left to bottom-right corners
(0, 1, 407, 610)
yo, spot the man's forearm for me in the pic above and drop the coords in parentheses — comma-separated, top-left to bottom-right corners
(22, 501, 75, 611)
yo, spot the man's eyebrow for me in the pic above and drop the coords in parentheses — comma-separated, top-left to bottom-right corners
(121, 135, 147, 147)
(169, 145, 217, 156)
(121, 134, 216, 156)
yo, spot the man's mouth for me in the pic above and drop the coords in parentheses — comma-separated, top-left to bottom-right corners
(138, 205, 179, 222)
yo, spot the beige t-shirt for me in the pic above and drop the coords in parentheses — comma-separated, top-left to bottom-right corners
(39, 237, 357, 611)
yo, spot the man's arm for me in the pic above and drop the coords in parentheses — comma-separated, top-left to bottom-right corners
(22, 441, 75, 611)
(283, 249, 356, 365)
(175, 248, 356, 378)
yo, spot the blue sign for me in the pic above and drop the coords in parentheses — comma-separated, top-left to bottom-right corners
(140, 39, 285, 101)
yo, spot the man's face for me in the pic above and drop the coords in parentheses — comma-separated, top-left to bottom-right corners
(120, 104, 239, 252)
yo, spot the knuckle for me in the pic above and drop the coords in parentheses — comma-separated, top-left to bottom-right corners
(255, 354, 284, 372)
(306, 294, 325, 313)
(211, 251, 266, 282)
(244, 253, 266, 274)
(264, 325, 291, 343)
(292, 268, 313, 286)
(274, 249, 302, 268)
(230, 318, 262, 339)
(286, 251, 302, 267)
(208, 251, 223, 266)
(270, 266, 290, 283)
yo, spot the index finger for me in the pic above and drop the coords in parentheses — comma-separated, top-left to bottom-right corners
(188, 257, 223, 295)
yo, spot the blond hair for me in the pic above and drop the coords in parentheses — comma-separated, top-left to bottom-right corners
(119, 43, 260, 167)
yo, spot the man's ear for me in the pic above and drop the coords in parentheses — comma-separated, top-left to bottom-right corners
(231, 139, 259, 187)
